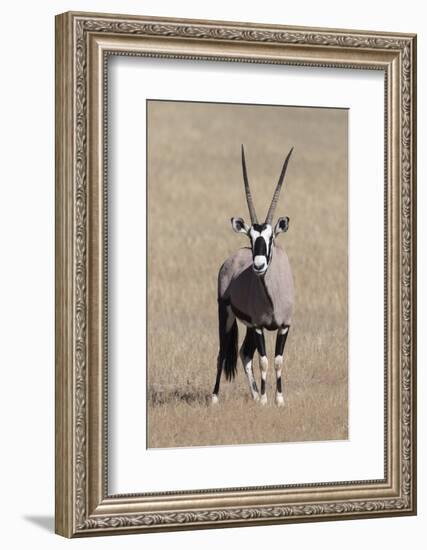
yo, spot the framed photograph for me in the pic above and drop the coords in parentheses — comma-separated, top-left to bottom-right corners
(55, 11, 417, 537)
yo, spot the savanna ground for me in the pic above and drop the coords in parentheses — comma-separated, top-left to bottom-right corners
(147, 100, 348, 448)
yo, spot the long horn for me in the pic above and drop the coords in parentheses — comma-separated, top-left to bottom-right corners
(241, 145, 258, 224)
(265, 147, 294, 224)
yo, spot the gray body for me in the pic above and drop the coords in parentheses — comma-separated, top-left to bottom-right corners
(212, 145, 295, 406)
(219, 245, 293, 330)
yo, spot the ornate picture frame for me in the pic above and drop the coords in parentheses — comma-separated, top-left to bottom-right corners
(55, 11, 417, 537)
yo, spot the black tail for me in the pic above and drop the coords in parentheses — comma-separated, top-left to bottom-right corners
(218, 300, 238, 381)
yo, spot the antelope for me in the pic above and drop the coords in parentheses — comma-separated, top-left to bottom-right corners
(212, 146, 294, 406)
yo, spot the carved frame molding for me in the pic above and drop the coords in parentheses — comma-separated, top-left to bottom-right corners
(55, 11, 416, 537)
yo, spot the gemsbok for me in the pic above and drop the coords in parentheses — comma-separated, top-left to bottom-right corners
(212, 146, 294, 406)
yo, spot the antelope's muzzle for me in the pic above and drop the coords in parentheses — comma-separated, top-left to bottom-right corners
(253, 236, 268, 274)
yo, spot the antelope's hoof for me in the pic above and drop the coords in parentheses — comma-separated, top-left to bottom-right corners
(211, 394, 219, 405)
(276, 393, 284, 407)
(260, 394, 268, 406)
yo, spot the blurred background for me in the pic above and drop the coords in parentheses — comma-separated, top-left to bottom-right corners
(147, 100, 348, 448)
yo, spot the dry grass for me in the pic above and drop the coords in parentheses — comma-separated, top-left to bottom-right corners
(147, 101, 348, 448)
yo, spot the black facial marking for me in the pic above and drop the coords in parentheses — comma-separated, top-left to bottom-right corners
(277, 377, 282, 393)
(267, 234, 273, 262)
(250, 224, 273, 266)
(253, 236, 267, 258)
(252, 223, 267, 232)
(261, 379, 266, 395)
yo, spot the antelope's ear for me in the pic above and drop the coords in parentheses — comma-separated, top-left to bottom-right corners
(274, 216, 289, 236)
(231, 217, 249, 234)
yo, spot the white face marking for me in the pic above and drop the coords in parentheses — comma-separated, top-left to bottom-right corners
(253, 255, 266, 269)
(260, 226, 273, 254)
(249, 226, 273, 247)
(261, 225, 273, 240)
(279, 327, 289, 336)
(249, 225, 273, 274)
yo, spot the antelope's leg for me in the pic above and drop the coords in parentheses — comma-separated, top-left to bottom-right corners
(255, 328, 268, 405)
(212, 357, 222, 404)
(274, 326, 290, 406)
(239, 328, 259, 401)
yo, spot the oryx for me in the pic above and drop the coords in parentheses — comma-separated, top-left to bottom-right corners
(212, 146, 294, 406)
